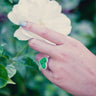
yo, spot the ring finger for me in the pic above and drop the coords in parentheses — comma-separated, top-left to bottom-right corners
(36, 53, 55, 71)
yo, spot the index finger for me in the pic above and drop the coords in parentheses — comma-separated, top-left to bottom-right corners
(21, 22, 68, 45)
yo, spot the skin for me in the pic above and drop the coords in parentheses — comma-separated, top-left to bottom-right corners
(22, 22, 96, 96)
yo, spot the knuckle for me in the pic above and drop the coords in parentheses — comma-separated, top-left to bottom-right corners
(55, 46, 69, 60)
(53, 74, 60, 81)
(58, 53, 69, 62)
(58, 52, 67, 60)
(70, 39, 83, 48)
(41, 28, 48, 37)
(29, 39, 37, 47)
(52, 73, 62, 84)
(41, 32, 48, 37)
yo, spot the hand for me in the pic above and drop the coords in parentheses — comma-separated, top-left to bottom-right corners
(22, 22, 96, 96)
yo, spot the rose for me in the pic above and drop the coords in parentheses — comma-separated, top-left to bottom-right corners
(8, 0, 72, 43)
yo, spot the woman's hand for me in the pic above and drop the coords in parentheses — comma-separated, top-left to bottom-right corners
(21, 22, 96, 96)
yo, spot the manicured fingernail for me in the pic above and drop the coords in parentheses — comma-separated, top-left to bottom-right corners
(39, 57, 48, 70)
(19, 21, 27, 27)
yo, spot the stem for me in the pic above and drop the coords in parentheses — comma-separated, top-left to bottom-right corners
(92, 22, 96, 37)
(1, 55, 8, 59)
(15, 44, 28, 57)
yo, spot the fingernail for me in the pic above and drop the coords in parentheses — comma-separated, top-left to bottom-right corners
(19, 21, 27, 27)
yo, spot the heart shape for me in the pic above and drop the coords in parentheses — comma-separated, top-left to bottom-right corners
(39, 57, 48, 70)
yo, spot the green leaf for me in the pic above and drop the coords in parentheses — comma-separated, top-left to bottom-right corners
(24, 57, 38, 69)
(13, 57, 38, 70)
(6, 64, 16, 78)
(0, 45, 3, 56)
(61, 0, 80, 10)
(0, 44, 6, 56)
(0, 64, 8, 88)
(13, 57, 38, 77)
(0, 0, 12, 13)
(8, 0, 13, 4)
(7, 78, 16, 85)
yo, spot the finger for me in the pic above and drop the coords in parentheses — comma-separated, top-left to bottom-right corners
(36, 53, 50, 70)
(41, 69, 54, 82)
(35, 53, 48, 62)
(35, 53, 54, 81)
(28, 39, 57, 58)
(21, 22, 68, 45)
(36, 53, 56, 72)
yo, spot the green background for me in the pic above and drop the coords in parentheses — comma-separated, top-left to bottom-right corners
(0, 0, 96, 96)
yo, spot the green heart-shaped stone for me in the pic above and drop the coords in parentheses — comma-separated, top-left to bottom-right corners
(39, 57, 47, 70)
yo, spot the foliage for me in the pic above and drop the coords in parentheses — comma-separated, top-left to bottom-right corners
(0, 0, 96, 96)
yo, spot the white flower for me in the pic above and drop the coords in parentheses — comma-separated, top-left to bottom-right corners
(8, 0, 72, 43)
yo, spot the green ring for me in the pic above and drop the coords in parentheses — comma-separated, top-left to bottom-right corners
(39, 57, 48, 70)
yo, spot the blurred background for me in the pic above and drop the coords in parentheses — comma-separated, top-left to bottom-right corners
(0, 0, 96, 96)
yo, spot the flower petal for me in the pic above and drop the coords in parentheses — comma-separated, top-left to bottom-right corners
(14, 27, 54, 44)
(8, 0, 72, 42)
(42, 0, 62, 20)
(44, 14, 72, 35)
(14, 27, 31, 40)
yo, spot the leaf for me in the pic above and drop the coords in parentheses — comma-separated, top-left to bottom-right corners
(61, 0, 80, 10)
(14, 61, 26, 77)
(0, 64, 8, 88)
(13, 57, 38, 77)
(6, 64, 16, 78)
(7, 78, 16, 85)
(8, 0, 13, 4)
(13, 57, 38, 70)
(0, 44, 6, 56)
(0, 0, 12, 13)
(0, 45, 3, 56)
(24, 57, 38, 69)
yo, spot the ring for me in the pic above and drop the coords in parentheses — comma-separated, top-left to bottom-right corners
(39, 57, 48, 70)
